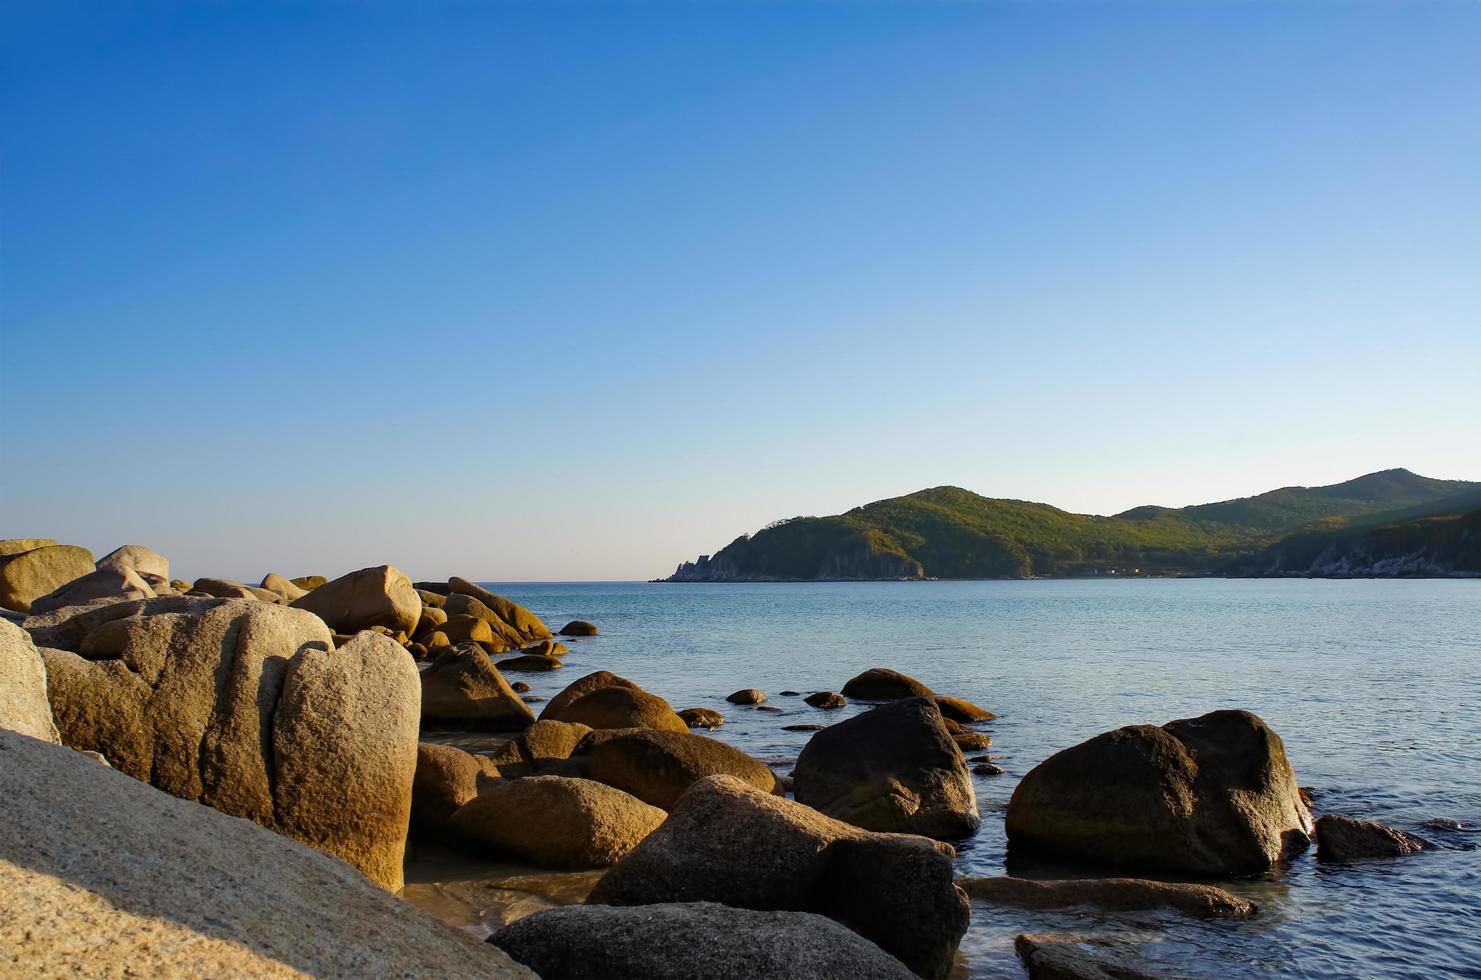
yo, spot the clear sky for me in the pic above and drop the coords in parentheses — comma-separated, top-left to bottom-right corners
(2, 1, 1478, 582)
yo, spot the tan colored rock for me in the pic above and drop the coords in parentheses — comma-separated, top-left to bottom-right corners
(42, 602, 419, 890)
(29, 565, 159, 613)
(726, 688, 767, 705)
(95, 544, 170, 583)
(442, 593, 521, 650)
(170, 578, 194, 592)
(1316, 814, 1432, 861)
(523, 638, 569, 657)
(805, 691, 847, 710)
(417, 603, 449, 634)
(0, 729, 532, 978)
(191, 577, 267, 600)
(551, 685, 687, 732)
(959, 875, 1256, 919)
(452, 775, 666, 868)
(0, 537, 58, 556)
(0, 619, 59, 743)
(0, 544, 96, 612)
(290, 564, 420, 636)
(416, 588, 446, 608)
(440, 613, 496, 647)
(522, 719, 594, 764)
(272, 631, 420, 891)
(498, 653, 564, 672)
(448, 577, 552, 641)
(841, 668, 933, 700)
(934, 696, 996, 723)
(261, 572, 308, 601)
(586, 729, 781, 809)
(421, 643, 535, 731)
(678, 707, 725, 730)
(558, 619, 598, 636)
(588, 774, 968, 978)
(291, 575, 328, 590)
(1015, 934, 1158, 980)
(540, 670, 639, 720)
(412, 742, 491, 835)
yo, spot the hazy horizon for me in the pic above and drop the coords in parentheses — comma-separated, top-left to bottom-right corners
(3, 1, 1479, 581)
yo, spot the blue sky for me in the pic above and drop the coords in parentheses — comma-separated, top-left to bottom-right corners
(3, 1, 1478, 581)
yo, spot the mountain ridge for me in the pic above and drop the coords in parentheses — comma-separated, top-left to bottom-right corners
(663, 468, 1480, 581)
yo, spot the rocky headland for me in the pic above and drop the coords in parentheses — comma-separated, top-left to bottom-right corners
(0, 536, 1442, 978)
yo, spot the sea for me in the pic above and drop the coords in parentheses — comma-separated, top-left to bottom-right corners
(469, 579, 1481, 978)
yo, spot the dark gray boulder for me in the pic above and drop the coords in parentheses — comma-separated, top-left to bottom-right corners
(1316, 814, 1432, 861)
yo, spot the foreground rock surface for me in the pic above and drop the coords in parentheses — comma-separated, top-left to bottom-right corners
(0, 620, 60, 743)
(1316, 814, 1432, 861)
(589, 774, 969, 978)
(451, 775, 666, 868)
(794, 697, 979, 840)
(491, 902, 913, 980)
(0, 730, 531, 978)
(959, 876, 1256, 919)
(1006, 709, 1314, 876)
(41, 602, 419, 890)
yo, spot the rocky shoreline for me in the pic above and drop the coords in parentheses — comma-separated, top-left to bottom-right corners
(0, 537, 1441, 978)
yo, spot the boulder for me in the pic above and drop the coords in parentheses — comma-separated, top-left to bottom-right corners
(588, 774, 969, 978)
(933, 696, 996, 723)
(192, 577, 270, 601)
(585, 729, 781, 808)
(422, 630, 452, 650)
(291, 575, 328, 590)
(558, 620, 598, 636)
(959, 876, 1256, 919)
(420, 644, 535, 732)
(21, 594, 231, 651)
(0, 537, 58, 556)
(498, 654, 564, 672)
(442, 593, 522, 650)
(440, 613, 496, 647)
(678, 707, 725, 729)
(806, 691, 847, 710)
(794, 697, 979, 840)
(290, 565, 421, 636)
(413, 742, 495, 835)
(95, 545, 170, 584)
(451, 775, 666, 868)
(0, 619, 59, 743)
(0, 730, 531, 978)
(540, 670, 640, 720)
(272, 631, 421, 891)
(550, 684, 687, 732)
(490, 903, 914, 980)
(726, 688, 767, 705)
(973, 763, 1005, 776)
(1316, 814, 1432, 861)
(416, 604, 449, 634)
(41, 601, 420, 890)
(1005, 709, 1314, 876)
(520, 719, 593, 764)
(841, 668, 933, 701)
(28, 563, 159, 613)
(416, 588, 447, 607)
(260, 572, 308, 601)
(1014, 934, 1158, 980)
(523, 638, 569, 657)
(0, 544, 97, 612)
(953, 732, 992, 751)
(448, 577, 552, 641)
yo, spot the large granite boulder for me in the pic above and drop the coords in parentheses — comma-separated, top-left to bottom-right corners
(29, 565, 160, 613)
(260, 572, 308, 601)
(541, 674, 687, 732)
(0, 537, 58, 556)
(1005, 709, 1314, 876)
(21, 594, 229, 651)
(0, 619, 59, 743)
(0, 730, 531, 978)
(442, 593, 521, 651)
(449, 577, 552, 641)
(589, 774, 970, 978)
(452, 775, 666, 868)
(413, 742, 495, 835)
(290, 564, 421, 636)
(490, 902, 914, 980)
(0, 544, 96, 612)
(41, 602, 420, 890)
(793, 697, 979, 840)
(585, 729, 781, 808)
(95, 544, 171, 583)
(420, 643, 535, 731)
(1316, 814, 1432, 861)
(841, 668, 933, 700)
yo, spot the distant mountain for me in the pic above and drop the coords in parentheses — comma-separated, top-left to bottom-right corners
(662, 469, 1480, 581)
(1229, 508, 1481, 577)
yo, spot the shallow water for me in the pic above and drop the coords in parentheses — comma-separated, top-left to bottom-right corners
(469, 579, 1481, 977)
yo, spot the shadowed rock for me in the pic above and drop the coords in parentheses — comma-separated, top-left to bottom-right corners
(678, 707, 725, 729)
(726, 688, 767, 705)
(1006, 709, 1313, 876)
(559, 620, 599, 636)
(490, 902, 913, 980)
(794, 697, 979, 840)
(585, 729, 781, 808)
(452, 776, 666, 868)
(421, 644, 535, 732)
(1015, 934, 1160, 980)
(841, 668, 933, 701)
(1316, 814, 1432, 861)
(960, 876, 1256, 919)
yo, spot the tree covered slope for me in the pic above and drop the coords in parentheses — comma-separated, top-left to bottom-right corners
(663, 469, 1479, 581)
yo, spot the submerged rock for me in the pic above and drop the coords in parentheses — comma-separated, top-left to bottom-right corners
(1006, 709, 1314, 876)
(1316, 814, 1432, 861)
(1015, 934, 1160, 980)
(726, 688, 767, 705)
(960, 876, 1256, 919)
(490, 902, 914, 980)
(793, 697, 979, 840)
(452, 775, 666, 868)
(678, 706, 726, 729)
(558, 620, 599, 636)
(805, 691, 848, 710)
(933, 695, 996, 723)
(498, 654, 564, 672)
(0, 730, 530, 978)
(588, 774, 968, 978)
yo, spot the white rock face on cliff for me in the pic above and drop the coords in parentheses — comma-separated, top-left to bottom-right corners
(0, 729, 533, 979)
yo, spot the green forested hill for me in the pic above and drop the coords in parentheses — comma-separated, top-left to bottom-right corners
(663, 469, 1479, 581)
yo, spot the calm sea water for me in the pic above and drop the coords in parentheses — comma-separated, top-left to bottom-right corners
(482, 579, 1481, 978)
